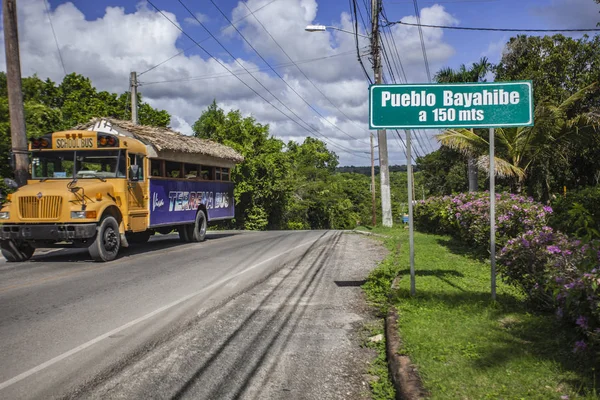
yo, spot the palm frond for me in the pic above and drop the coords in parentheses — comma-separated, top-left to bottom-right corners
(477, 155, 526, 180)
(436, 128, 488, 155)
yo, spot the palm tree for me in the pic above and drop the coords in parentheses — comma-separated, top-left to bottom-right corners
(437, 83, 599, 194)
(434, 57, 492, 191)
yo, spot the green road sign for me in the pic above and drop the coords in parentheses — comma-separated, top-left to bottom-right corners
(369, 81, 533, 129)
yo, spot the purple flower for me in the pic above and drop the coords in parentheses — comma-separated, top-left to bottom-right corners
(521, 239, 530, 248)
(543, 206, 553, 213)
(547, 245, 562, 254)
(573, 340, 587, 353)
(576, 316, 588, 330)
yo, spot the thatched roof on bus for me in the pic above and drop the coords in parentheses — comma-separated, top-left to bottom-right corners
(73, 118, 244, 163)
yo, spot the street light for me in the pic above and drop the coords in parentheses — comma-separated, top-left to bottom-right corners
(304, 25, 370, 39)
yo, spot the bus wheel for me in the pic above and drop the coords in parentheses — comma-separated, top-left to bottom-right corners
(89, 216, 121, 262)
(178, 225, 191, 242)
(126, 230, 152, 244)
(189, 210, 207, 242)
(0, 240, 35, 262)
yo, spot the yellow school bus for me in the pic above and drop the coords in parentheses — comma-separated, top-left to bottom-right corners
(0, 118, 243, 262)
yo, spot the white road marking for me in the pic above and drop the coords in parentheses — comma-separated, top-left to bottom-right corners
(0, 235, 323, 392)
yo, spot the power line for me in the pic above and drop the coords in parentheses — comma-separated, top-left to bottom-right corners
(146, 0, 368, 158)
(195, 0, 370, 148)
(350, 0, 373, 84)
(42, 0, 66, 77)
(152, 0, 368, 158)
(139, 0, 281, 77)
(385, 20, 600, 32)
(412, 0, 431, 82)
(239, 1, 372, 145)
(140, 49, 368, 86)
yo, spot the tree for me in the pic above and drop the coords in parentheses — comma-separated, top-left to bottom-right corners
(437, 84, 599, 195)
(193, 101, 293, 230)
(495, 34, 600, 111)
(434, 57, 492, 191)
(0, 72, 171, 179)
(416, 147, 469, 196)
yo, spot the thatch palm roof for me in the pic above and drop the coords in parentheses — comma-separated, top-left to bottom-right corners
(73, 118, 244, 163)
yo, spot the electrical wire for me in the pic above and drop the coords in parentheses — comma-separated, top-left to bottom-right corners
(196, 0, 370, 147)
(351, 0, 373, 84)
(139, 0, 281, 77)
(42, 0, 67, 77)
(239, 1, 372, 145)
(146, 0, 368, 158)
(152, 0, 369, 158)
(412, 0, 431, 82)
(140, 49, 368, 86)
(385, 20, 600, 32)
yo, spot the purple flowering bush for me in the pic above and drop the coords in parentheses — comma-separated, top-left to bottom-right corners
(499, 229, 600, 349)
(416, 191, 600, 351)
(497, 227, 584, 308)
(414, 192, 550, 251)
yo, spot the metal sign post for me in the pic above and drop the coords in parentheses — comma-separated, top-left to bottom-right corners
(406, 130, 415, 296)
(489, 128, 496, 301)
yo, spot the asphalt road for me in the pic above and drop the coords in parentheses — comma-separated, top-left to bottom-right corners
(0, 230, 386, 400)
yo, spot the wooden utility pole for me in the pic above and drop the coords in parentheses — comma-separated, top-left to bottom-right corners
(3, 0, 29, 186)
(370, 133, 376, 226)
(372, 0, 392, 227)
(130, 71, 138, 125)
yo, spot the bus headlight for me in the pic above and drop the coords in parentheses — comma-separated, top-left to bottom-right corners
(0, 212, 9, 219)
(71, 211, 97, 219)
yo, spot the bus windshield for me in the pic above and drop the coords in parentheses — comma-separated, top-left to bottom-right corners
(31, 150, 127, 179)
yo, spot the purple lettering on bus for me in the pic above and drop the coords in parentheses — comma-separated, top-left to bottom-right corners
(149, 179, 235, 226)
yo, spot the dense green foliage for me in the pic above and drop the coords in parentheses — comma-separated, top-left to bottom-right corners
(421, 33, 600, 201)
(549, 187, 600, 241)
(193, 101, 415, 230)
(0, 72, 170, 178)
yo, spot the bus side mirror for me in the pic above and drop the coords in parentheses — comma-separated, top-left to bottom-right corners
(3, 178, 18, 189)
(129, 165, 139, 181)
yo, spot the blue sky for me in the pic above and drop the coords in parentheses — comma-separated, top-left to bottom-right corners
(8, 0, 600, 165)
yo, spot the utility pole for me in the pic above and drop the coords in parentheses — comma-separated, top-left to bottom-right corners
(130, 71, 138, 125)
(372, 0, 392, 227)
(3, 0, 29, 186)
(370, 133, 376, 226)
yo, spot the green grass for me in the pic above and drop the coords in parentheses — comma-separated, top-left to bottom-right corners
(362, 226, 599, 400)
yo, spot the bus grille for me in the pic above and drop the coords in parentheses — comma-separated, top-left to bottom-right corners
(19, 196, 63, 220)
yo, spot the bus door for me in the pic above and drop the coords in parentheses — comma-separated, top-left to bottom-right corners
(127, 153, 149, 232)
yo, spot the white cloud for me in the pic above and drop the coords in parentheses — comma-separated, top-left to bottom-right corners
(183, 12, 209, 26)
(0, 0, 458, 165)
(481, 37, 508, 63)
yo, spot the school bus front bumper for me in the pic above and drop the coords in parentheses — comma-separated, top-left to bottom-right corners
(0, 223, 97, 241)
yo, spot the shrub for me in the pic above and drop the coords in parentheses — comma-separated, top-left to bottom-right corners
(498, 230, 600, 350)
(497, 227, 584, 309)
(415, 192, 551, 252)
(549, 187, 600, 240)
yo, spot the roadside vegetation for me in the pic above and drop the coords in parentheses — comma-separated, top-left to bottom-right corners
(363, 226, 599, 399)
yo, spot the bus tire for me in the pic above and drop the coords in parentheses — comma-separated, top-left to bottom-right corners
(178, 225, 191, 242)
(1, 240, 35, 262)
(88, 216, 121, 262)
(189, 210, 207, 242)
